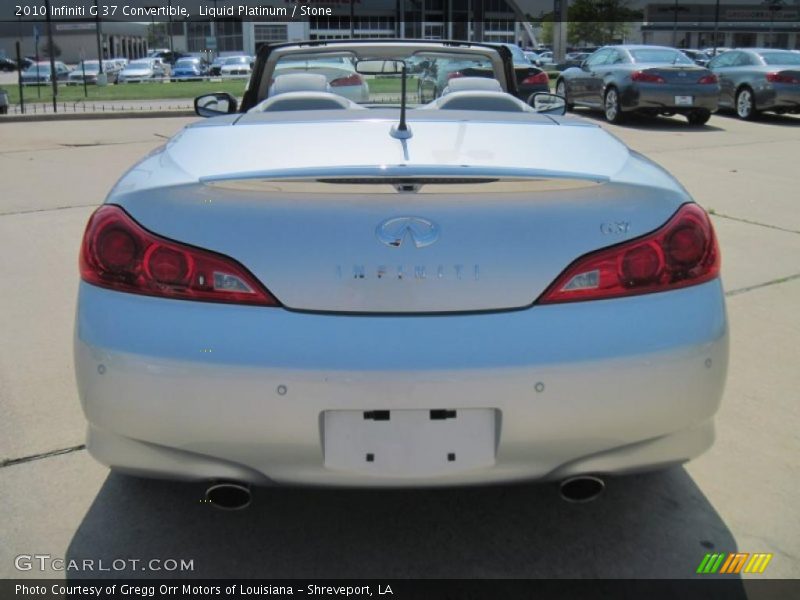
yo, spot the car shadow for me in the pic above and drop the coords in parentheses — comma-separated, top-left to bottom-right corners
(571, 108, 727, 132)
(714, 110, 800, 127)
(65, 466, 744, 586)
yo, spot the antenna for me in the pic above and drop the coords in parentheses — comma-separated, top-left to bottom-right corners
(390, 62, 412, 140)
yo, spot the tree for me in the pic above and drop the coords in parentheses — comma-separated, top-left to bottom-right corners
(566, 0, 642, 46)
(39, 40, 61, 58)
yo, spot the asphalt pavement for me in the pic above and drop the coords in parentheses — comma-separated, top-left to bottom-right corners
(0, 110, 798, 580)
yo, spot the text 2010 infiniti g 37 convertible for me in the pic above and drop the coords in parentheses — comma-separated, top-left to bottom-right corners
(75, 40, 727, 504)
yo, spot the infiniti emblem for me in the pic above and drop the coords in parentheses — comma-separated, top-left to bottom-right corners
(376, 216, 440, 249)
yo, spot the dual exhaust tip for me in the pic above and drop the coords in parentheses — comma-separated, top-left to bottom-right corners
(204, 476, 605, 510)
(558, 475, 606, 503)
(205, 482, 252, 510)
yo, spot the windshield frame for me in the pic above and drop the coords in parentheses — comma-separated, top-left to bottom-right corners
(246, 40, 513, 112)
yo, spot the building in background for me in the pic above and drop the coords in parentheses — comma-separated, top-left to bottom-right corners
(0, 22, 148, 63)
(641, 3, 799, 49)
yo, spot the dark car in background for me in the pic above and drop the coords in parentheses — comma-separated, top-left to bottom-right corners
(556, 45, 720, 125)
(0, 57, 19, 71)
(708, 48, 800, 119)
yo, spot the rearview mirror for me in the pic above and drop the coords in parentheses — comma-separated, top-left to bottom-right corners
(355, 59, 405, 75)
(194, 92, 238, 118)
(529, 92, 567, 116)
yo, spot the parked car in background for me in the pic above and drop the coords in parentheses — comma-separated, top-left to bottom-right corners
(524, 51, 540, 64)
(564, 52, 592, 68)
(418, 43, 549, 103)
(117, 58, 166, 83)
(488, 43, 552, 100)
(0, 57, 18, 71)
(171, 57, 207, 81)
(20, 61, 71, 85)
(556, 45, 720, 125)
(708, 48, 800, 119)
(534, 51, 556, 67)
(271, 56, 368, 102)
(208, 55, 228, 76)
(220, 55, 253, 77)
(110, 57, 128, 69)
(67, 60, 121, 85)
(75, 39, 726, 503)
(680, 49, 712, 67)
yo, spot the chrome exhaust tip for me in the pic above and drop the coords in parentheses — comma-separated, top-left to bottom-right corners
(559, 475, 605, 503)
(205, 482, 252, 510)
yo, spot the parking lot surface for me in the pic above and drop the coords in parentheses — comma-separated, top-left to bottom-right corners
(0, 111, 798, 579)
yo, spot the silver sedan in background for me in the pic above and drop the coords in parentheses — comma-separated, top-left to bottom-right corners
(708, 48, 800, 119)
(556, 45, 720, 125)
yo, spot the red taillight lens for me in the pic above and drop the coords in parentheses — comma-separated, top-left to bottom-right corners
(521, 71, 550, 85)
(766, 72, 800, 84)
(538, 203, 719, 304)
(697, 74, 718, 84)
(631, 70, 666, 84)
(330, 73, 363, 87)
(80, 205, 280, 306)
(446, 71, 464, 81)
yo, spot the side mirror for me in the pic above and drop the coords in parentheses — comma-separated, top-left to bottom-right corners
(528, 92, 567, 116)
(195, 92, 238, 118)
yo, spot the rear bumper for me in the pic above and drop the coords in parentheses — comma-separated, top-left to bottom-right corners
(623, 83, 719, 113)
(755, 84, 800, 112)
(75, 279, 728, 487)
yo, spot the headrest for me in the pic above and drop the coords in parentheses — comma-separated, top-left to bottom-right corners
(442, 77, 503, 96)
(433, 90, 533, 112)
(269, 73, 330, 96)
(249, 91, 365, 112)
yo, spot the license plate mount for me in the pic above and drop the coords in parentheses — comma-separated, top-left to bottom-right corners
(323, 408, 497, 477)
(675, 95, 694, 106)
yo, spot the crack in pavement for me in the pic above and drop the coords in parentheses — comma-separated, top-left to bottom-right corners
(725, 273, 800, 297)
(1, 444, 86, 469)
(0, 203, 99, 217)
(710, 212, 800, 235)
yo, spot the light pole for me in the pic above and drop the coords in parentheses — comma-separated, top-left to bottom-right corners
(712, 0, 720, 56)
(94, 0, 103, 74)
(43, 0, 57, 112)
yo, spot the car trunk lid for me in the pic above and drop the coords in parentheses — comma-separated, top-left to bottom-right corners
(112, 115, 687, 313)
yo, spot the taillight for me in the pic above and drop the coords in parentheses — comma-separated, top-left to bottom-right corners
(446, 71, 464, 81)
(631, 70, 666, 84)
(330, 73, 363, 87)
(538, 203, 719, 304)
(697, 73, 718, 84)
(80, 205, 280, 306)
(766, 72, 800, 84)
(521, 71, 550, 85)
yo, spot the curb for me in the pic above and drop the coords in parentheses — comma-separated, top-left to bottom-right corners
(0, 110, 196, 123)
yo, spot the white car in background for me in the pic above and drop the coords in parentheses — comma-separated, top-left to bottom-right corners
(272, 56, 369, 102)
(75, 40, 727, 510)
(219, 55, 253, 77)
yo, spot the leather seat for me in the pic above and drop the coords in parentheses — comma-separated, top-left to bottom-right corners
(250, 73, 364, 112)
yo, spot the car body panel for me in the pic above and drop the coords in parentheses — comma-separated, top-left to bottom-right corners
(76, 278, 727, 486)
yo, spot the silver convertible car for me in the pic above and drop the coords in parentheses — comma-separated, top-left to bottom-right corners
(75, 40, 727, 508)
